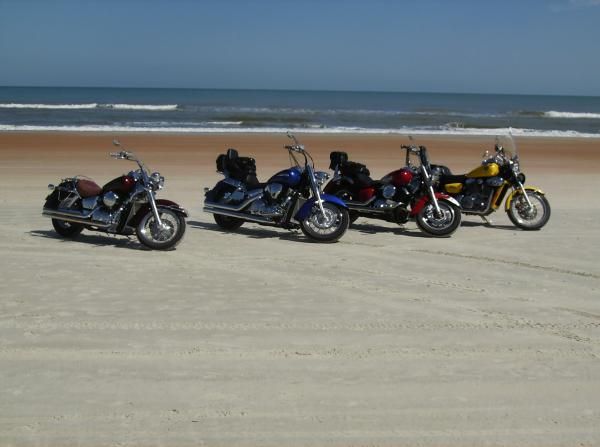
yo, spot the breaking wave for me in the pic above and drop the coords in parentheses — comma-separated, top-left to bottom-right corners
(544, 111, 600, 119)
(1, 123, 599, 138)
(0, 103, 178, 111)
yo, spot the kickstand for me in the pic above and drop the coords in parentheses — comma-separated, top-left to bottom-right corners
(480, 215, 493, 226)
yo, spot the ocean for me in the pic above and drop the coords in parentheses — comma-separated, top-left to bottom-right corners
(1, 86, 600, 137)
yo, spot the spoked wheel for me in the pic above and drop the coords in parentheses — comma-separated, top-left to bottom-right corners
(51, 219, 84, 238)
(507, 191, 551, 230)
(136, 207, 186, 250)
(300, 202, 350, 242)
(416, 199, 461, 237)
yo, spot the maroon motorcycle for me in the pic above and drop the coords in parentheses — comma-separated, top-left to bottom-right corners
(42, 140, 187, 250)
(324, 143, 462, 237)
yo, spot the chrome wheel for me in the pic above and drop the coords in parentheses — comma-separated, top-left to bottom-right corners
(508, 191, 551, 230)
(416, 199, 461, 237)
(300, 202, 349, 242)
(136, 208, 186, 249)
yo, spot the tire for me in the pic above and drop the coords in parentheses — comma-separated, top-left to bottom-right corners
(507, 191, 551, 230)
(415, 199, 461, 237)
(333, 189, 359, 224)
(136, 207, 186, 250)
(214, 213, 244, 230)
(52, 219, 84, 238)
(210, 186, 245, 231)
(300, 201, 350, 243)
(47, 189, 84, 238)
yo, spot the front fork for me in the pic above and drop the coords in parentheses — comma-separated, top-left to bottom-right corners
(308, 165, 327, 218)
(422, 167, 443, 217)
(147, 190, 165, 228)
(515, 181, 534, 209)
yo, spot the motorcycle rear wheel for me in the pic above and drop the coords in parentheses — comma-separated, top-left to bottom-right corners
(334, 189, 359, 224)
(214, 213, 244, 230)
(52, 219, 84, 238)
(136, 207, 186, 250)
(415, 199, 461, 237)
(300, 202, 349, 243)
(507, 191, 551, 230)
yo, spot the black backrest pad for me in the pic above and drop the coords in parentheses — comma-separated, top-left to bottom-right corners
(329, 151, 348, 170)
(341, 160, 370, 177)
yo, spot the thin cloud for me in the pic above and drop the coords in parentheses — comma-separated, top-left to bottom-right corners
(551, 0, 600, 11)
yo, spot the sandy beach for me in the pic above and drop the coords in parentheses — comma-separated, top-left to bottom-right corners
(1, 131, 599, 446)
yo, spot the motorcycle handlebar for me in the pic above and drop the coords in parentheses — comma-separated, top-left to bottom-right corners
(284, 144, 304, 152)
(401, 145, 420, 154)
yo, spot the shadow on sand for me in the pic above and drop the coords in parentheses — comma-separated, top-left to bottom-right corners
(29, 229, 150, 250)
(188, 220, 314, 243)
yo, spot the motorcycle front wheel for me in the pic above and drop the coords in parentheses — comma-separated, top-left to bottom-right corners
(507, 191, 551, 230)
(415, 199, 461, 237)
(300, 202, 349, 243)
(136, 207, 186, 250)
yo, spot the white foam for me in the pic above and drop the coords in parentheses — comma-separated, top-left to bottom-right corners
(0, 103, 98, 109)
(1, 123, 599, 138)
(545, 111, 600, 119)
(205, 121, 243, 126)
(102, 104, 178, 111)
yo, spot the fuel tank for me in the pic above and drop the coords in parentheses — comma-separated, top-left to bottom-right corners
(102, 175, 135, 194)
(384, 167, 413, 187)
(466, 163, 500, 178)
(267, 167, 302, 187)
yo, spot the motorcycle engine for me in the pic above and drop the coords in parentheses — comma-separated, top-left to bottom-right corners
(264, 183, 284, 201)
(248, 199, 285, 217)
(458, 178, 499, 211)
(102, 191, 119, 208)
(373, 199, 398, 210)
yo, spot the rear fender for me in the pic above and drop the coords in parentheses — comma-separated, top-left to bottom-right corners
(504, 186, 545, 211)
(294, 194, 347, 221)
(410, 193, 459, 216)
(130, 199, 188, 226)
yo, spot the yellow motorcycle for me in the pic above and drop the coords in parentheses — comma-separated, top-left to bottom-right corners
(434, 134, 550, 230)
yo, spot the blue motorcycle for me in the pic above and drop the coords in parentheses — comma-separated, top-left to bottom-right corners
(203, 133, 350, 242)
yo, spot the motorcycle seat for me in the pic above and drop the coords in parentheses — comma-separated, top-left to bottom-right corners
(439, 174, 466, 186)
(76, 179, 102, 198)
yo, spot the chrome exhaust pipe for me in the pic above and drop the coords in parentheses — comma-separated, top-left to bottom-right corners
(203, 194, 260, 212)
(202, 207, 274, 225)
(42, 208, 111, 228)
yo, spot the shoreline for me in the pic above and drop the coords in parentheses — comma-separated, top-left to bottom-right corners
(2, 127, 600, 139)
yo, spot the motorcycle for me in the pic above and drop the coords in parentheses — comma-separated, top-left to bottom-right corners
(42, 140, 188, 249)
(203, 133, 350, 242)
(324, 142, 462, 237)
(434, 132, 551, 230)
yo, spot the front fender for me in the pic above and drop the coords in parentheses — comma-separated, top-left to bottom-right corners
(410, 193, 460, 216)
(130, 198, 188, 226)
(504, 186, 545, 211)
(294, 194, 348, 221)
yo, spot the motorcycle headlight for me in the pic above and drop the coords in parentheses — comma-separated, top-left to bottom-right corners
(150, 172, 164, 190)
(314, 171, 330, 187)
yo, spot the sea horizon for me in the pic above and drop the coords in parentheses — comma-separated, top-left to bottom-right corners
(2, 86, 600, 137)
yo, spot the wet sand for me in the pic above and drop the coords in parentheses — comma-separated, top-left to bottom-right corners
(1, 132, 599, 446)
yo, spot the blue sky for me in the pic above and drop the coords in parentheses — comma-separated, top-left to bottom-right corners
(1, 0, 599, 95)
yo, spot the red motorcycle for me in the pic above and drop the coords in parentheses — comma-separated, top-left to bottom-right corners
(324, 143, 462, 237)
(42, 140, 187, 250)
